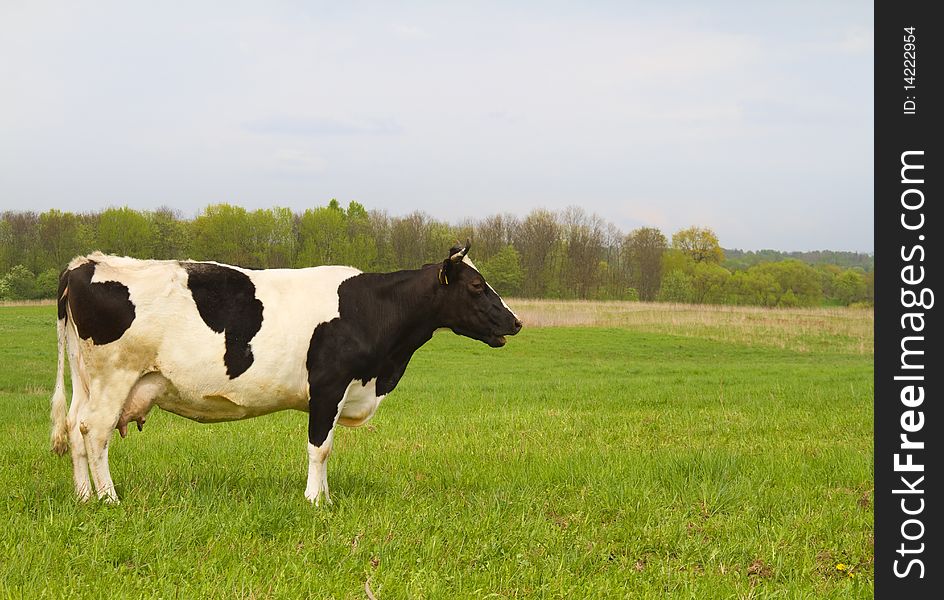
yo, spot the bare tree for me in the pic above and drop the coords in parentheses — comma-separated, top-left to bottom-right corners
(560, 206, 606, 298)
(514, 209, 562, 297)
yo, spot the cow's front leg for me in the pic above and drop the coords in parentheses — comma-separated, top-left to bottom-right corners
(306, 380, 352, 506)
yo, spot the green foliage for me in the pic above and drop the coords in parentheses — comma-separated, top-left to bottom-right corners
(35, 268, 60, 300)
(661, 248, 694, 277)
(149, 207, 191, 259)
(478, 245, 524, 296)
(38, 209, 81, 269)
(625, 227, 667, 301)
(725, 271, 780, 307)
(725, 248, 874, 272)
(190, 204, 254, 265)
(0, 265, 37, 300)
(751, 260, 824, 307)
(659, 270, 694, 303)
(833, 270, 867, 305)
(297, 202, 349, 267)
(539, 241, 567, 299)
(690, 261, 731, 304)
(247, 207, 296, 268)
(344, 201, 378, 271)
(0, 220, 12, 273)
(515, 209, 562, 297)
(672, 226, 724, 264)
(96, 207, 154, 258)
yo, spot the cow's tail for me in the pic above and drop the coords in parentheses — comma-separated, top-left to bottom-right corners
(50, 274, 70, 456)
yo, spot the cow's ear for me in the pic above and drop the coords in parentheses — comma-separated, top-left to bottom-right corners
(440, 240, 470, 285)
(438, 258, 453, 285)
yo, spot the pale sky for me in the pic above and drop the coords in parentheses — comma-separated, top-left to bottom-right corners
(0, 1, 873, 251)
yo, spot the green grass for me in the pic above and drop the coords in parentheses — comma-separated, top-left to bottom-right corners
(0, 305, 873, 598)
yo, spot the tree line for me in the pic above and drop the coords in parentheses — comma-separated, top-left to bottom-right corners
(1, 202, 873, 307)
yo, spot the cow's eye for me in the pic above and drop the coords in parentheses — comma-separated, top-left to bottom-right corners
(470, 280, 484, 295)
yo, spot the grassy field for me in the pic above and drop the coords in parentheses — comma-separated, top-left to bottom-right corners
(0, 302, 873, 598)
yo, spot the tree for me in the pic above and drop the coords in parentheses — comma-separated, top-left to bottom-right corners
(36, 268, 61, 299)
(862, 270, 875, 304)
(190, 204, 254, 265)
(149, 207, 191, 259)
(514, 209, 562, 297)
(672, 226, 724, 264)
(725, 270, 780, 306)
(689, 262, 731, 304)
(387, 211, 455, 270)
(600, 223, 629, 299)
(422, 219, 457, 267)
(659, 270, 694, 303)
(833, 269, 867, 305)
(0, 265, 37, 300)
(0, 219, 13, 273)
(560, 206, 606, 298)
(625, 227, 667, 301)
(297, 202, 348, 267)
(343, 201, 377, 270)
(366, 210, 395, 271)
(752, 260, 823, 306)
(474, 213, 518, 263)
(245, 207, 296, 268)
(96, 207, 154, 258)
(1, 212, 41, 273)
(479, 245, 524, 296)
(38, 209, 81, 270)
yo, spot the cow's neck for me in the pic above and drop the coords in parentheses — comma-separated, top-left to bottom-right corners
(343, 265, 443, 362)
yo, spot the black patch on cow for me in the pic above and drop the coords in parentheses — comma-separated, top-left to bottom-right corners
(183, 262, 264, 379)
(67, 261, 136, 345)
(304, 271, 438, 446)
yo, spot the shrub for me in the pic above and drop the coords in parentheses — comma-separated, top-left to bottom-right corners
(0, 265, 37, 300)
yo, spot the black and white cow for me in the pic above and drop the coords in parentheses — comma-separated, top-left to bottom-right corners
(49, 242, 521, 504)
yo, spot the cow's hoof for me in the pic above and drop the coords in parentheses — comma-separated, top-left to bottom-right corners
(98, 490, 120, 504)
(75, 485, 92, 503)
(305, 490, 332, 506)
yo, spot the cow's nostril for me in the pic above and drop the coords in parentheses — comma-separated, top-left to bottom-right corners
(514, 319, 523, 331)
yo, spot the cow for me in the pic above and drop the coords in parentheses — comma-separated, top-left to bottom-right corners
(49, 241, 521, 505)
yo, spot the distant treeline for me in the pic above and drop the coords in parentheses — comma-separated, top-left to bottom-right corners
(1, 202, 873, 307)
(724, 248, 873, 272)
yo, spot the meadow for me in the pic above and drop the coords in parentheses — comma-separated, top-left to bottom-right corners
(0, 301, 873, 598)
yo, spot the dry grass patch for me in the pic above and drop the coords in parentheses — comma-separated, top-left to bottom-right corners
(0, 299, 56, 307)
(509, 299, 873, 355)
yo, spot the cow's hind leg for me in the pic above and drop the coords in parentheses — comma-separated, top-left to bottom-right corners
(67, 365, 92, 501)
(81, 372, 139, 503)
(306, 380, 353, 506)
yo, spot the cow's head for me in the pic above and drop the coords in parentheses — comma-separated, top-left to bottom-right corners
(436, 241, 522, 347)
